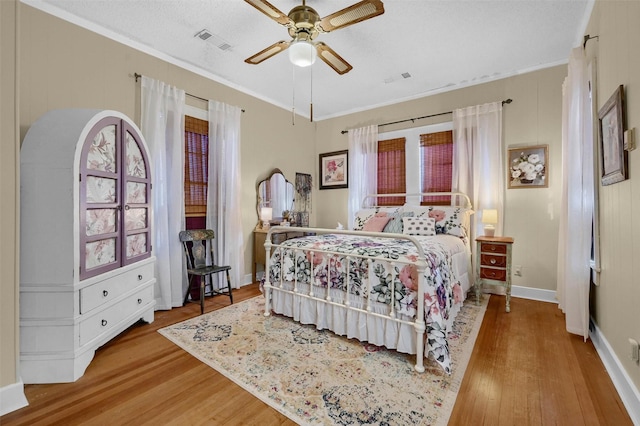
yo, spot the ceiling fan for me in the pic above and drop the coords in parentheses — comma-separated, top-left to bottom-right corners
(244, 0, 385, 75)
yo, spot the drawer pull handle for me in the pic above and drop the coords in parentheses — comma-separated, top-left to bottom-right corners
(490, 246, 496, 251)
(490, 259, 496, 265)
(137, 298, 142, 304)
(138, 274, 143, 281)
(103, 290, 109, 297)
(101, 319, 108, 327)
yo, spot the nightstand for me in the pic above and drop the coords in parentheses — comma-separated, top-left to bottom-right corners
(475, 236, 514, 312)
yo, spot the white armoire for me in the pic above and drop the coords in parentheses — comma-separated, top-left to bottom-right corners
(20, 109, 156, 383)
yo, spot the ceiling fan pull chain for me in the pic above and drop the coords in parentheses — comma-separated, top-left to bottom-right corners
(310, 65, 313, 122)
(292, 64, 296, 125)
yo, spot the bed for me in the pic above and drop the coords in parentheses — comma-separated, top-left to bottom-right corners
(261, 193, 474, 374)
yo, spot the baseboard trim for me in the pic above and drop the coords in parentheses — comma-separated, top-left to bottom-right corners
(511, 285, 557, 303)
(0, 380, 29, 416)
(589, 320, 640, 425)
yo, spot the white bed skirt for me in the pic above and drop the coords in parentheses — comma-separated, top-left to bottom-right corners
(267, 281, 466, 359)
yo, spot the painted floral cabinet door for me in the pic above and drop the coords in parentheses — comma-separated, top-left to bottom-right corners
(80, 117, 152, 280)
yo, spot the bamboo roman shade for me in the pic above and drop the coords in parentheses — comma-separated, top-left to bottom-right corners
(420, 130, 453, 205)
(184, 115, 209, 216)
(377, 137, 406, 206)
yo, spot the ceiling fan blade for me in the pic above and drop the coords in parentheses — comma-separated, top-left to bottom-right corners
(245, 41, 290, 65)
(244, 0, 292, 26)
(317, 0, 384, 33)
(316, 42, 353, 75)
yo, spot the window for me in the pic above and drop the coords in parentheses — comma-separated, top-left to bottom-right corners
(184, 115, 208, 217)
(420, 130, 453, 205)
(377, 123, 453, 206)
(377, 137, 406, 205)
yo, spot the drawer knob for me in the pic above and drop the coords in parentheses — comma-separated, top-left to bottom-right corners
(137, 298, 142, 304)
(490, 259, 496, 265)
(102, 290, 109, 297)
(101, 319, 108, 327)
(138, 274, 143, 280)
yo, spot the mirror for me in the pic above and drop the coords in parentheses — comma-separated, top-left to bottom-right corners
(257, 169, 295, 223)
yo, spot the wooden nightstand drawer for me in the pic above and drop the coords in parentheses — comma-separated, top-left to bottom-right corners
(480, 242, 507, 254)
(480, 267, 507, 281)
(480, 253, 506, 267)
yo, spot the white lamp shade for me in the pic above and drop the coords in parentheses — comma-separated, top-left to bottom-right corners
(482, 209, 498, 224)
(289, 40, 317, 67)
(260, 207, 273, 221)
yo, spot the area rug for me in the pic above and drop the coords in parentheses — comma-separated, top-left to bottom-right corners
(158, 295, 488, 425)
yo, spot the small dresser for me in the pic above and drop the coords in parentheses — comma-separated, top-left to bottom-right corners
(475, 236, 514, 312)
(253, 227, 304, 282)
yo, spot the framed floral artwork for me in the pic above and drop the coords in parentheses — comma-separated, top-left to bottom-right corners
(598, 85, 627, 186)
(319, 150, 348, 190)
(507, 145, 548, 189)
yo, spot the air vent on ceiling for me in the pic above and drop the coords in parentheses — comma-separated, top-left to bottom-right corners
(384, 72, 412, 84)
(194, 29, 232, 51)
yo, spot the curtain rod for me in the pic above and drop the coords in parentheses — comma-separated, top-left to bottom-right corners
(133, 73, 245, 112)
(340, 98, 513, 134)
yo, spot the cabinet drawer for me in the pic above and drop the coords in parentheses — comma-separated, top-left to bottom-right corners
(480, 267, 507, 281)
(79, 285, 153, 346)
(480, 253, 506, 267)
(80, 262, 154, 314)
(480, 242, 507, 254)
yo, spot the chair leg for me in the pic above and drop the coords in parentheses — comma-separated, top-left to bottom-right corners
(200, 276, 205, 315)
(226, 270, 233, 304)
(184, 275, 194, 306)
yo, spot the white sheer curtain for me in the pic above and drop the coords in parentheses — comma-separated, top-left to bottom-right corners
(452, 102, 504, 239)
(558, 47, 594, 340)
(347, 125, 378, 230)
(206, 100, 244, 289)
(140, 76, 186, 309)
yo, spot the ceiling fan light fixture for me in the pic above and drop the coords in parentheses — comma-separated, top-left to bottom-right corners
(289, 40, 317, 67)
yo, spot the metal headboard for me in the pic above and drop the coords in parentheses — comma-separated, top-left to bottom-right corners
(362, 192, 473, 209)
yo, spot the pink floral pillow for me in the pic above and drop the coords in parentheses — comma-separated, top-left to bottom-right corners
(362, 214, 392, 232)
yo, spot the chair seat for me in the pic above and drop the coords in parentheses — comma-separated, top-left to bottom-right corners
(187, 265, 231, 276)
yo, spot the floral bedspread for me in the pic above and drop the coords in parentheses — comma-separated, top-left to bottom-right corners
(267, 233, 465, 373)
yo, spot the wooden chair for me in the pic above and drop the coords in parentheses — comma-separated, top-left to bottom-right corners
(179, 229, 233, 314)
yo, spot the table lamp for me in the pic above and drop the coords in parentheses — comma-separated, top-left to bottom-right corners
(482, 209, 498, 237)
(260, 207, 273, 229)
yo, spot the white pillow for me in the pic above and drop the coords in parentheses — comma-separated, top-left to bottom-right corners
(402, 217, 436, 236)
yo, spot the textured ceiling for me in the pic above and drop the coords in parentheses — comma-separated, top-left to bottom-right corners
(24, 0, 593, 121)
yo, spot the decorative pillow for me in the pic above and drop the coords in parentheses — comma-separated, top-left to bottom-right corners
(402, 217, 436, 236)
(402, 204, 473, 238)
(383, 211, 415, 234)
(362, 214, 392, 232)
(352, 207, 400, 230)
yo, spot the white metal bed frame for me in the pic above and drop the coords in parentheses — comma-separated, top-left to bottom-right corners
(261, 192, 472, 373)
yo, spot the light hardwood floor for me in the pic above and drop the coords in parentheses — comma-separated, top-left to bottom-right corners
(2, 284, 632, 425)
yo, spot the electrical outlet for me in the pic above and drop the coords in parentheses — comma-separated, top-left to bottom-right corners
(514, 265, 522, 276)
(629, 338, 639, 363)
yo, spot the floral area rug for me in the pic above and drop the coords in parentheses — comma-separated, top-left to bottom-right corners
(158, 295, 488, 426)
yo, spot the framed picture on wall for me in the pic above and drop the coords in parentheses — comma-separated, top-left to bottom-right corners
(507, 144, 549, 189)
(598, 85, 627, 186)
(319, 150, 348, 190)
